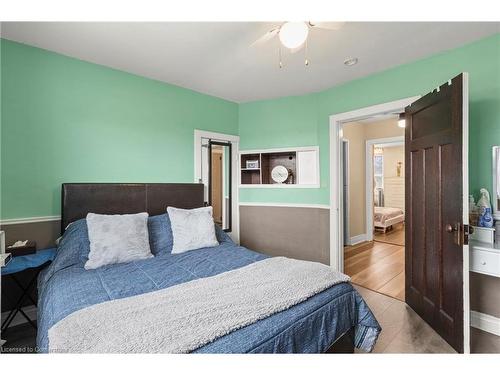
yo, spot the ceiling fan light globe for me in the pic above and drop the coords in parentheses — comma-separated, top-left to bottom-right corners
(279, 22, 309, 49)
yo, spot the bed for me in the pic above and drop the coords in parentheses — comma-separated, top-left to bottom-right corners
(37, 183, 380, 353)
(373, 206, 404, 233)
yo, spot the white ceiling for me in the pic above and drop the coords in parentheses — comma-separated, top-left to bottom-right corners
(1, 22, 498, 103)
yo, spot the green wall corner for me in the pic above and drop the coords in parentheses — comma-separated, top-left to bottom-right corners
(0, 39, 238, 219)
(239, 33, 500, 205)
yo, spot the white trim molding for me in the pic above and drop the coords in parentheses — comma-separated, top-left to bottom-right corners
(461, 72, 471, 353)
(239, 202, 330, 210)
(194, 129, 240, 185)
(240, 145, 318, 155)
(471, 310, 500, 336)
(194, 129, 240, 244)
(348, 234, 368, 246)
(0, 216, 60, 225)
(492, 146, 500, 220)
(239, 184, 320, 189)
(329, 96, 420, 272)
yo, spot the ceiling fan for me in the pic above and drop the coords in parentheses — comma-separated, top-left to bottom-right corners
(251, 21, 345, 67)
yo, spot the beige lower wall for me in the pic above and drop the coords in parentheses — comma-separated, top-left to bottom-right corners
(239, 205, 330, 265)
(470, 272, 500, 318)
(240, 205, 500, 321)
(1, 220, 61, 250)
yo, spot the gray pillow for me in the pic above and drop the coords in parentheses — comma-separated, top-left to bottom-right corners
(167, 206, 219, 254)
(85, 212, 153, 270)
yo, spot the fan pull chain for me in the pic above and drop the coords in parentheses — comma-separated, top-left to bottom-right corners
(305, 38, 310, 66)
(279, 44, 283, 69)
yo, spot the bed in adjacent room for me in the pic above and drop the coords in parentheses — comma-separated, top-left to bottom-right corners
(37, 183, 380, 354)
(373, 206, 404, 233)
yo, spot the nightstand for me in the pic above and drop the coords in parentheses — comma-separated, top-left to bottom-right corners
(1, 248, 56, 333)
(7, 241, 37, 257)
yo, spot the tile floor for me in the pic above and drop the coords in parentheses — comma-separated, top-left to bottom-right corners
(354, 284, 500, 353)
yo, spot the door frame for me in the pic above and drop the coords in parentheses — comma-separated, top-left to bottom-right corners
(342, 140, 350, 245)
(194, 129, 240, 243)
(208, 140, 232, 232)
(329, 96, 420, 272)
(365, 136, 405, 242)
(461, 73, 470, 353)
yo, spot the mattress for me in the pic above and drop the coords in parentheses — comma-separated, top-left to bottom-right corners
(374, 206, 404, 225)
(37, 218, 380, 353)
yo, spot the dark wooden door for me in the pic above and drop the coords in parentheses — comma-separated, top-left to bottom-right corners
(405, 73, 469, 353)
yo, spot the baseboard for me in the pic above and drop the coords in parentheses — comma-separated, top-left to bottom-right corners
(348, 234, 368, 246)
(1, 305, 37, 328)
(471, 310, 500, 336)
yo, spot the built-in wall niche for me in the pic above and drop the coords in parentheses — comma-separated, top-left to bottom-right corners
(239, 146, 320, 187)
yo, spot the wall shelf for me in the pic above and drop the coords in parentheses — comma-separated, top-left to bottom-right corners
(239, 146, 320, 188)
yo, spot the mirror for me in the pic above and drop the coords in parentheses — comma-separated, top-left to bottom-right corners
(493, 146, 500, 220)
(206, 140, 232, 231)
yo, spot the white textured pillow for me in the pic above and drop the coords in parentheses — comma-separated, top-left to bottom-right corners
(85, 212, 153, 270)
(167, 206, 219, 254)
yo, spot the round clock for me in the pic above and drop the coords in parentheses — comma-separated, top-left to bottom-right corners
(271, 165, 289, 183)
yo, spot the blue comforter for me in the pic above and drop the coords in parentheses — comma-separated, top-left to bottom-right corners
(37, 215, 380, 353)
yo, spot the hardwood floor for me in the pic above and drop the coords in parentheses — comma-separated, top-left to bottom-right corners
(373, 222, 405, 246)
(345, 240, 405, 301)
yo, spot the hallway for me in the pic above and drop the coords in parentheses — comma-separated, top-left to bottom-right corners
(344, 240, 405, 301)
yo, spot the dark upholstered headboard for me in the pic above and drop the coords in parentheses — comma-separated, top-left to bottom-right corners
(61, 183, 204, 234)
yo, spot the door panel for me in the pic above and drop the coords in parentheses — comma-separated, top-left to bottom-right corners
(424, 146, 439, 306)
(410, 150, 425, 293)
(405, 73, 468, 353)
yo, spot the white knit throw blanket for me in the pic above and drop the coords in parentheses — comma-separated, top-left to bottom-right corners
(48, 257, 350, 353)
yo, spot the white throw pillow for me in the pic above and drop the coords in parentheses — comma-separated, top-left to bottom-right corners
(85, 212, 153, 270)
(167, 206, 219, 254)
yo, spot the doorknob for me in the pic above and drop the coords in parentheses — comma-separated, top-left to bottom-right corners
(445, 223, 472, 245)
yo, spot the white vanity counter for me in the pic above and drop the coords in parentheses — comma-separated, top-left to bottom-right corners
(470, 240, 500, 277)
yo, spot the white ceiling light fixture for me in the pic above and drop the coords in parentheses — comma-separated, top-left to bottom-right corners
(251, 21, 345, 68)
(278, 22, 309, 49)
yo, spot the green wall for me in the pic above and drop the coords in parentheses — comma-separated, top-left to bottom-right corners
(0, 39, 238, 219)
(239, 33, 500, 205)
(1, 34, 499, 218)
